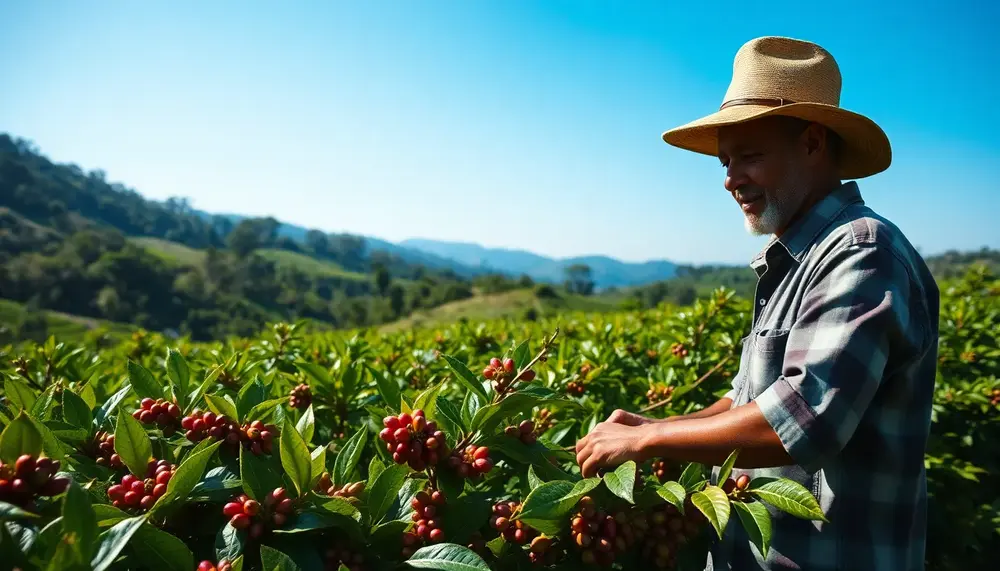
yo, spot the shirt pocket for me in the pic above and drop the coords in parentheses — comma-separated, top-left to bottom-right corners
(748, 328, 790, 399)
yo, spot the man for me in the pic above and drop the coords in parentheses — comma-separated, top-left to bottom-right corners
(575, 36, 940, 570)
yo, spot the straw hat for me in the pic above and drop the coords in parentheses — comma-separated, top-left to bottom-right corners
(662, 36, 891, 179)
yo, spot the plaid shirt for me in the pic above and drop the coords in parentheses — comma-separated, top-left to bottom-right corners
(706, 181, 940, 571)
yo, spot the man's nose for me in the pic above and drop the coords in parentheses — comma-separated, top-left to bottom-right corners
(724, 168, 747, 193)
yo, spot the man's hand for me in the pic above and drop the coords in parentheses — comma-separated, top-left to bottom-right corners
(604, 409, 655, 426)
(575, 419, 649, 478)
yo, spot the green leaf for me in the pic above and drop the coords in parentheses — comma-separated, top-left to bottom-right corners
(435, 397, 467, 433)
(367, 455, 385, 487)
(366, 464, 409, 525)
(656, 481, 686, 514)
(460, 391, 480, 429)
(295, 405, 315, 444)
(314, 496, 363, 522)
(32, 415, 72, 461)
(679, 461, 706, 492)
(62, 390, 92, 429)
(512, 340, 531, 370)
(341, 364, 359, 397)
(93, 504, 131, 528)
(150, 440, 223, 518)
(246, 398, 286, 423)
(166, 350, 190, 406)
(4, 377, 36, 412)
(526, 465, 543, 490)
(718, 449, 739, 484)
(405, 543, 491, 571)
(440, 354, 489, 404)
(516, 478, 601, 526)
(0, 500, 40, 521)
(190, 466, 243, 501)
(94, 385, 131, 430)
(31, 385, 58, 421)
(0, 411, 43, 462)
(333, 426, 367, 486)
(310, 446, 327, 489)
(748, 477, 827, 521)
(91, 515, 146, 571)
(280, 418, 313, 497)
(260, 545, 301, 571)
(691, 485, 731, 540)
(602, 460, 637, 504)
(61, 481, 97, 563)
(413, 382, 445, 421)
(127, 360, 161, 400)
(236, 378, 269, 421)
(470, 388, 559, 434)
(733, 500, 772, 558)
(215, 522, 246, 563)
(133, 522, 194, 571)
(296, 363, 332, 388)
(204, 394, 238, 422)
(240, 447, 285, 501)
(114, 410, 152, 477)
(368, 366, 401, 412)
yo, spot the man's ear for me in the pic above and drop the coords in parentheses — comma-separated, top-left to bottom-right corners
(800, 122, 828, 164)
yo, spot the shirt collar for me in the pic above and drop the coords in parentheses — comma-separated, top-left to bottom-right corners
(749, 181, 864, 273)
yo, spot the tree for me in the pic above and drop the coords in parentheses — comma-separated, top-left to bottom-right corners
(389, 284, 406, 317)
(306, 230, 329, 258)
(374, 264, 391, 296)
(227, 220, 261, 257)
(564, 264, 595, 296)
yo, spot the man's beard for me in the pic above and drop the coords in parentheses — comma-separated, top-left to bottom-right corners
(740, 183, 807, 237)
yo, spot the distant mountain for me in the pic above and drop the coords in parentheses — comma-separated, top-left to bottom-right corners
(399, 239, 678, 289)
(193, 212, 487, 278)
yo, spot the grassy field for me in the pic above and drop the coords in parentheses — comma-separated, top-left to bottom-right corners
(130, 237, 206, 266)
(380, 287, 624, 332)
(256, 249, 369, 281)
(0, 298, 134, 342)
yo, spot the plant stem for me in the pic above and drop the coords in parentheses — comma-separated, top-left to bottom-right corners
(639, 352, 734, 414)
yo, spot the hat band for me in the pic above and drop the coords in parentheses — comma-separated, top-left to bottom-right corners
(720, 97, 795, 110)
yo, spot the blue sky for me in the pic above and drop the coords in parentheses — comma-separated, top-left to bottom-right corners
(1, 1, 997, 265)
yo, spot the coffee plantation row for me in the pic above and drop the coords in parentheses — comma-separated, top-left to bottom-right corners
(0, 264, 997, 570)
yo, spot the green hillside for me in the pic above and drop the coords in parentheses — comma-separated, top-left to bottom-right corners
(381, 287, 623, 332)
(129, 237, 206, 266)
(256, 248, 369, 281)
(0, 298, 134, 344)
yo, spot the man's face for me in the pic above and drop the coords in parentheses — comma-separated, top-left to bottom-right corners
(717, 118, 811, 237)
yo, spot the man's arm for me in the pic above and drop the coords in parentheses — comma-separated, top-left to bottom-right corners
(605, 397, 733, 427)
(576, 401, 790, 477)
(637, 401, 792, 468)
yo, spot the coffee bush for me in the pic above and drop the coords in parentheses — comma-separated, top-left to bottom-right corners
(0, 265, 996, 570)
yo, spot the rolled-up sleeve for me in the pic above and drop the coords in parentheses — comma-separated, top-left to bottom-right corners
(754, 243, 915, 474)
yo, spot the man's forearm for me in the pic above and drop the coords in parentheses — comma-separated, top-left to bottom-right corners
(657, 397, 733, 423)
(638, 401, 793, 468)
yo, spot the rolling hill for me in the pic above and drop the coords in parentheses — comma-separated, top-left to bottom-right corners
(399, 239, 678, 289)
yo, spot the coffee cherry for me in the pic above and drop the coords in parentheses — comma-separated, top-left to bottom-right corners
(106, 459, 175, 513)
(407, 487, 447, 550)
(736, 474, 751, 491)
(380, 410, 446, 470)
(289, 383, 312, 410)
(449, 444, 493, 479)
(133, 397, 181, 435)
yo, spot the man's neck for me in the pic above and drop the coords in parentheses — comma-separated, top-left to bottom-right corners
(774, 178, 842, 238)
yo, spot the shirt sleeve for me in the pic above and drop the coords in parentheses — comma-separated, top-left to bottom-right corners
(754, 242, 918, 474)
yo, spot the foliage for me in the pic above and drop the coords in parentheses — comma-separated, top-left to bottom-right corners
(1, 263, 995, 570)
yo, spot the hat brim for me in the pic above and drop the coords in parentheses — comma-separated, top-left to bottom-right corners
(661, 103, 891, 179)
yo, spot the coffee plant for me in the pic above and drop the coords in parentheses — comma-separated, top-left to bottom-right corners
(0, 265, 996, 570)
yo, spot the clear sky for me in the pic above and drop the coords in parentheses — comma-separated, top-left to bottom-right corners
(1, 1, 997, 265)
